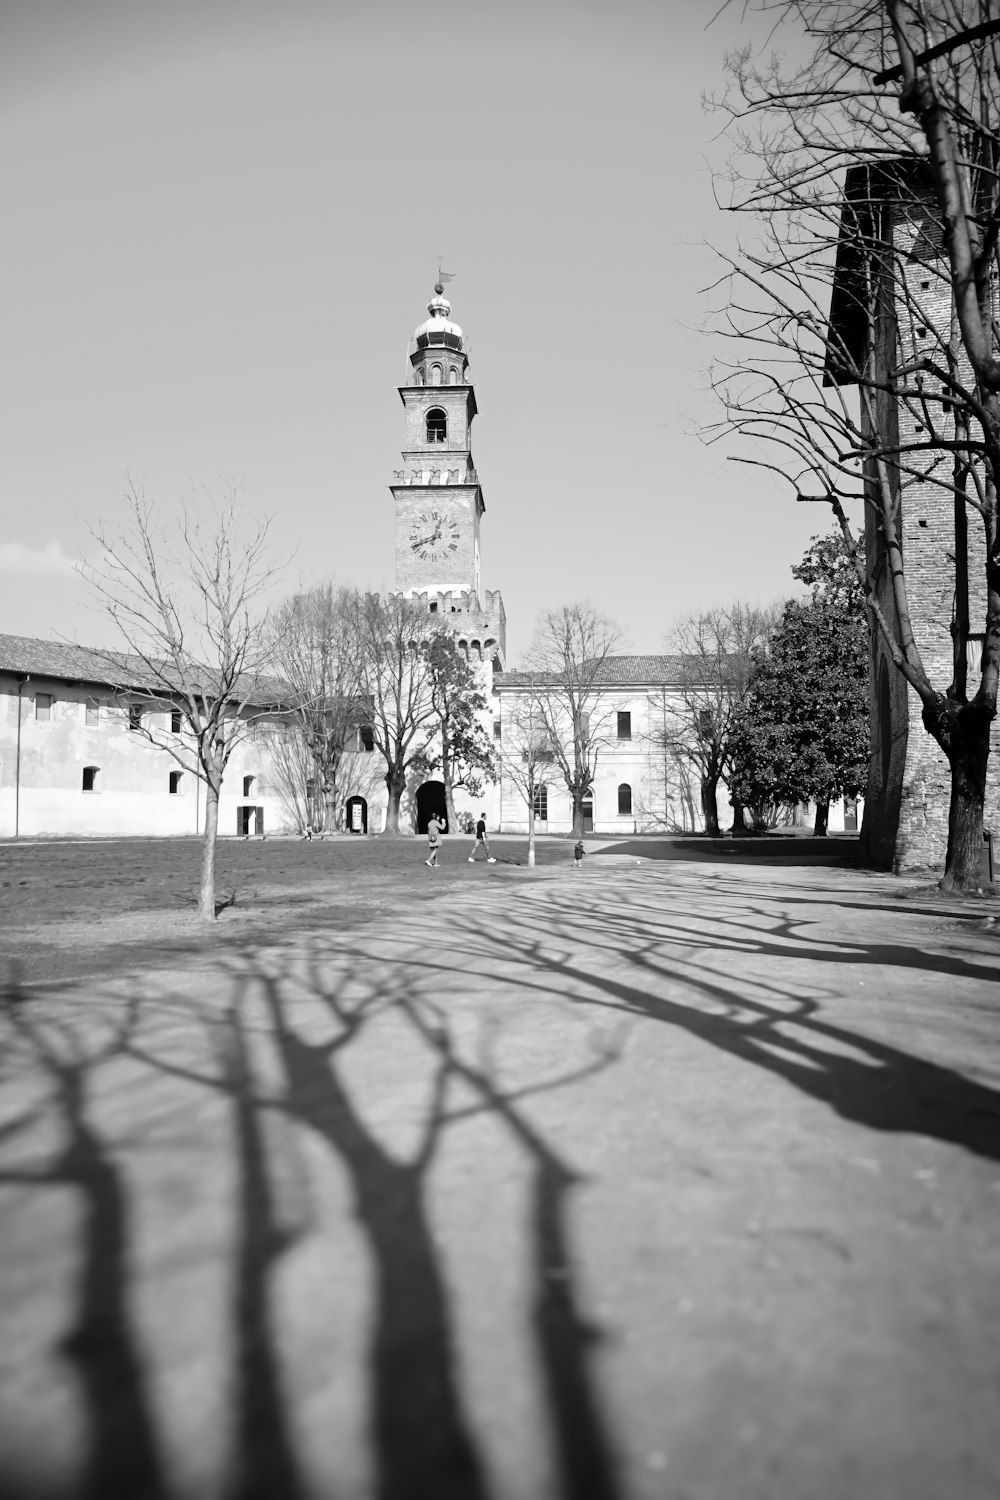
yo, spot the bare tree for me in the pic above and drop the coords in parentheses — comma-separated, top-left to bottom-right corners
(663, 603, 780, 836)
(522, 604, 628, 837)
(269, 583, 368, 832)
(708, 0, 1000, 889)
(495, 693, 556, 867)
(81, 481, 285, 918)
(352, 592, 438, 835)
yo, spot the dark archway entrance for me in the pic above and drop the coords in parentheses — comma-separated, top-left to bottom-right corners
(582, 796, 594, 833)
(416, 780, 447, 834)
(345, 795, 368, 834)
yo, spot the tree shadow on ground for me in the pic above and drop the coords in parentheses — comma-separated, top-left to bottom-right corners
(1, 950, 628, 1500)
(0, 975, 168, 1500)
(434, 894, 1000, 1164)
(595, 837, 860, 868)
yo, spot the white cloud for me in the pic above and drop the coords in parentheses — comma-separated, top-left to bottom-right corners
(0, 541, 79, 576)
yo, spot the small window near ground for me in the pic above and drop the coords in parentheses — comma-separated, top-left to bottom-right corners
(429, 601, 438, 613)
(82, 766, 99, 792)
(617, 711, 632, 740)
(617, 782, 632, 816)
(171, 710, 182, 733)
(532, 785, 548, 821)
(169, 771, 183, 795)
(128, 704, 143, 732)
(35, 694, 52, 721)
(85, 699, 100, 726)
(243, 775, 255, 797)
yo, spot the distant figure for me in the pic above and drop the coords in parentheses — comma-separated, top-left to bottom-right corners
(302, 824, 314, 841)
(468, 811, 497, 864)
(426, 815, 444, 867)
(573, 839, 585, 868)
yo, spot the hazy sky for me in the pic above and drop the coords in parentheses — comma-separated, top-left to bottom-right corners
(0, 0, 825, 662)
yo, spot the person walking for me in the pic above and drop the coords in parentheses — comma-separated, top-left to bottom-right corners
(426, 814, 444, 867)
(468, 811, 497, 864)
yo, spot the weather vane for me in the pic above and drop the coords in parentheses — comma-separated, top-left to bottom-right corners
(435, 263, 455, 294)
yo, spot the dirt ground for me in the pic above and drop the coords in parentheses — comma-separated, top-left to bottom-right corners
(1, 840, 998, 1499)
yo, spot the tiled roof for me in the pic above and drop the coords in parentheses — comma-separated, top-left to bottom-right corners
(0, 633, 287, 703)
(498, 654, 693, 689)
(0, 633, 155, 689)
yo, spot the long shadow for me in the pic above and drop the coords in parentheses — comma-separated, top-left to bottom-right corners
(400, 1001, 624, 1500)
(218, 1000, 309, 1500)
(546, 876, 1000, 987)
(0, 996, 168, 1500)
(595, 837, 861, 867)
(250, 966, 488, 1500)
(436, 901, 1000, 1163)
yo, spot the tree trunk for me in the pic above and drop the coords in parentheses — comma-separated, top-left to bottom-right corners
(571, 793, 585, 838)
(701, 775, 720, 837)
(730, 799, 746, 835)
(441, 736, 458, 832)
(383, 768, 404, 835)
(527, 809, 536, 868)
(200, 779, 220, 920)
(925, 698, 993, 892)
(813, 800, 829, 837)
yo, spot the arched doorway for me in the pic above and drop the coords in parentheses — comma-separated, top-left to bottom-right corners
(345, 795, 368, 834)
(416, 780, 447, 834)
(582, 796, 594, 833)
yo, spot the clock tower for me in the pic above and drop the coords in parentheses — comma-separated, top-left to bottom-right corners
(390, 284, 505, 668)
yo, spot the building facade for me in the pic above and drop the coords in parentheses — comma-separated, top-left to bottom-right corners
(0, 636, 283, 839)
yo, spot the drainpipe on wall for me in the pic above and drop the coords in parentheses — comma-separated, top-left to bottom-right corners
(15, 674, 30, 839)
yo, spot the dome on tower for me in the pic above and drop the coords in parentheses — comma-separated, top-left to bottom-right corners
(414, 282, 464, 351)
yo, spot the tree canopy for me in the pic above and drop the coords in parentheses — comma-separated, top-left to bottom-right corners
(729, 534, 870, 830)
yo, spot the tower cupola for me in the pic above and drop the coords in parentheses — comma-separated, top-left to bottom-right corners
(409, 283, 468, 385)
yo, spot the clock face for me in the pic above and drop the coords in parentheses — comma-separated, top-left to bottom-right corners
(408, 509, 462, 563)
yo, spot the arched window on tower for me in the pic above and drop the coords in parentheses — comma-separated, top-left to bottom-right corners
(426, 408, 447, 443)
(430, 364, 442, 385)
(448, 366, 459, 384)
(414, 367, 424, 385)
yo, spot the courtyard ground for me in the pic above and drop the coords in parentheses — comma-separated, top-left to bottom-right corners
(0, 837, 998, 1499)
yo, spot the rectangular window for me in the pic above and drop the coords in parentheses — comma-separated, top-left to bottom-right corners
(358, 725, 374, 753)
(493, 718, 502, 740)
(82, 766, 99, 792)
(35, 693, 52, 721)
(617, 711, 632, 740)
(86, 699, 100, 726)
(532, 785, 548, 821)
(171, 710, 182, 733)
(128, 704, 143, 732)
(169, 771, 183, 795)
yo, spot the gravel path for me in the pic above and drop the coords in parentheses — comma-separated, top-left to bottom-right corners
(1, 853, 998, 1499)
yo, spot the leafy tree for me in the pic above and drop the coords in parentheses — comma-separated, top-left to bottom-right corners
(420, 634, 498, 829)
(663, 602, 781, 835)
(522, 603, 628, 836)
(709, 0, 1000, 890)
(730, 534, 870, 834)
(82, 480, 284, 919)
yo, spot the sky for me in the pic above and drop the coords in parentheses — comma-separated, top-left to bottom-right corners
(0, 0, 826, 664)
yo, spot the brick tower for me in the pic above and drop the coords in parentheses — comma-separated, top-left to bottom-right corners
(390, 285, 506, 670)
